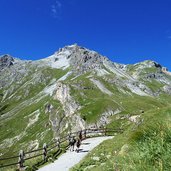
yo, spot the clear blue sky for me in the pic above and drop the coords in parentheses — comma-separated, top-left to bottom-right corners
(0, 0, 171, 70)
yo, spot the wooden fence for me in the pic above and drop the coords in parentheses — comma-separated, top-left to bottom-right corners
(0, 128, 123, 170)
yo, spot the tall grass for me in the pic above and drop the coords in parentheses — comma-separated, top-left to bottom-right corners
(116, 123, 171, 171)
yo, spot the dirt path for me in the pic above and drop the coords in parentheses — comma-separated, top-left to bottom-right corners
(38, 136, 113, 171)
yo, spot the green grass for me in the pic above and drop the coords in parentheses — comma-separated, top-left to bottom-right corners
(69, 72, 167, 124)
(0, 67, 68, 159)
(126, 62, 160, 77)
(71, 106, 171, 171)
(0, 67, 67, 116)
(144, 79, 163, 93)
(1, 64, 171, 171)
(69, 75, 119, 123)
(0, 94, 66, 171)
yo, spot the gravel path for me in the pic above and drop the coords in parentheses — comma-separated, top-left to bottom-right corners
(38, 136, 113, 171)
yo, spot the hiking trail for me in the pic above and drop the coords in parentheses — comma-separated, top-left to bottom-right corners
(38, 136, 113, 171)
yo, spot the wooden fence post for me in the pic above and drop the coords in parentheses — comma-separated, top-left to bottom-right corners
(18, 150, 25, 170)
(84, 129, 87, 139)
(43, 143, 47, 162)
(57, 138, 60, 149)
(68, 132, 71, 141)
(104, 127, 107, 136)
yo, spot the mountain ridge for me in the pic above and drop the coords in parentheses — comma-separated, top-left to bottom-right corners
(0, 45, 171, 170)
(1, 44, 169, 72)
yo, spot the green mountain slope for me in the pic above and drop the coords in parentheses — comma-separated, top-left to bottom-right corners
(71, 105, 171, 171)
(0, 45, 171, 170)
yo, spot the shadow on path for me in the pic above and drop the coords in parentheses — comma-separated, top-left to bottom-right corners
(81, 143, 90, 145)
(77, 149, 89, 153)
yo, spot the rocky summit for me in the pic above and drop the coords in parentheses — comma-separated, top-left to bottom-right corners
(0, 54, 14, 70)
(0, 44, 171, 169)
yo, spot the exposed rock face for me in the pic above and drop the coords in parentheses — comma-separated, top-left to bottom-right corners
(41, 44, 108, 73)
(53, 82, 85, 135)
(129, 115, 141, 123)
(0, 54, 14, 70)
(163, 85, 171, 95)
(54, 82, 80, 116)
(90, 78, 113, 96)
(68, 45, 105, 73)
(154, 62, 162, 68)
(97, 109, 121, 127)
(162, 67, 171, 76)
(70, 115, 86, 132)
(49, 108, 66, 138)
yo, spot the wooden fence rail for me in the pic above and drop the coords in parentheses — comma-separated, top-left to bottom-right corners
(0, 128, 123, 170)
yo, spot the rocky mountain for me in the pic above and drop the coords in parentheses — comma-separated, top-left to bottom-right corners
(0, 44, 171, 161)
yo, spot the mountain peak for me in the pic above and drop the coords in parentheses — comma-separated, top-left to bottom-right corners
(134, 60, 162, 69)
(0, 54, 13, 59)
(0, 54, 14, 70)
(56, 44, 91, 54)
(41, 44, 106, 72)
(65, 43, 79, 48)
(60, 44, 106, 72)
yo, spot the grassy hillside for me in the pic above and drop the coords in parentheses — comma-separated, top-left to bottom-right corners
(1, 52, 171, 171)
(0, 68, 67, 159)
(71, 105, 171, 171)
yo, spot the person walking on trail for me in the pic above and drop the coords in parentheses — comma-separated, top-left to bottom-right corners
(18, 150, 25, 169)
(43, 143, 48, 162)
(69, 136, 76, 151)
(79, 130, 82, 141)
(76, 137, 81, 153)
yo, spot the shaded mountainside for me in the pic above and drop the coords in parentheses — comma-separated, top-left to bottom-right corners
(0, 44, 171, 169)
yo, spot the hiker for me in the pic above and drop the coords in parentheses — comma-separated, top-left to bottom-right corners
(43, 143, 48, 162)
(18, 150, 25, 169)
(69, 136, 76, 151)
(78, 130, 82, 141)
(75, 137, 81, 153)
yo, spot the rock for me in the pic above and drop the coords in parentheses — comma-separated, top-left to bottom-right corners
(84, 165, 96, 170)
(119, 144, 129, 156)
(97, 109, 121, 127)
(92, 156, 100, 161)
(154, 62, 162, 68)
(54, 82, 80, 116)
(163, 85, 171, 95)
(129, 115, 141, 123)
(45, 104, 53, 113)
(106, 154, 111, 159)
(0, 54, 14, 70)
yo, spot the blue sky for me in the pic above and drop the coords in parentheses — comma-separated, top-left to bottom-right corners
(0, 0, 171, 70)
